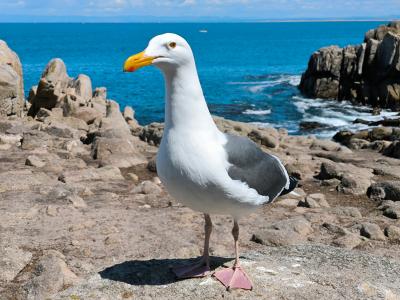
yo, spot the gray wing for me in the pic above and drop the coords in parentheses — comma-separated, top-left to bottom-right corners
(224, 133, 289, 203)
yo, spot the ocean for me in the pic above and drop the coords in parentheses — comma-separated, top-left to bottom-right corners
(0, 22, 397, 137)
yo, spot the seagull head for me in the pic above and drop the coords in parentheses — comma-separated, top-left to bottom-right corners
(123, 33, 194, 73)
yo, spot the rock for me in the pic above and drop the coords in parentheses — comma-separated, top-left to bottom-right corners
(51, 245, 400, 300)
(248, 128, 279, 148)
(332, 233, 363, 249)
(310, 139, 342, 152)
(299, 22, 400, 110)
(323, 222, 363, 249)
(73, 74, 92, 101)
(369, 127, 393, 141)
(275, 198, 300, 207)
(59, 166, 124, 183)
(0, 40, 24, 117)
(72, 106, 104, 124)
(332, 207, 363, 218)
(317, 162, 373, 195)
(299, 121, 328, 131)
(384, 141, 400, 159)
(0, 133, 21, 146)
(131, 180, 163, 196)
(25, 155, 46, 168)
(317, 161, 342, 180)
(46, 205, 58, 216)
(127, 173, 139, 182)
(384, 225, 400, 241)
(0, 245, 32, 282)
(20, 250, 78, 299)
(20, 130, 54, 150)
(360, 223, 386, 240)
(36, 107, 53, 122)
(93, 87, 107, 99)
(383, 206, 400, 219)
(123, 106, 134, 121)
(368, 181, 400, 201)
(98, 100, 131, 138)
(147, 158, 157, 173)
(300, 193, 330, 208)
(92, 137, 146, 168)
(67, 195, 87, 208)
(251, 218, 312, 246)
(44, 121, 75, 138)
(63, 139, 89, 156)
(59, 116, 89, 132)
(299, 46, 342, 99)
(28, 58, 71, 117)
(139, 122, 164, 146)
(321, 178, 341, 187)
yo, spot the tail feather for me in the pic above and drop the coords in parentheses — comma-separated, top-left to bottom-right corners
(279, 176, 298, 197)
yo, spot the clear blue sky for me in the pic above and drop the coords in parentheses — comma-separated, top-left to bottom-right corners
(0, 0, 398, 21)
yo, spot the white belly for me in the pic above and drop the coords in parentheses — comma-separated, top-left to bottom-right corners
(156, 128, 258, 218)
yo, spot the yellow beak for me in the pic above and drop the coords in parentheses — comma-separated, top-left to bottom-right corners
(123, 51, 155, 72)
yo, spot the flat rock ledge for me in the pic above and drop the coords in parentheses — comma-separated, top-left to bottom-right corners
(53, 245, 400, 300)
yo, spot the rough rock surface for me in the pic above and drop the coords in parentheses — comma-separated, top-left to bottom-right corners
(53, 245, 400, 300)
(1, 52, 400, 300)
(299, 21, 400, 110)
(0, 40, 24, 116)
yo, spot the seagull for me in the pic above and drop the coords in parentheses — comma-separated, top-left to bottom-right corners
(123, 33, 297, 290)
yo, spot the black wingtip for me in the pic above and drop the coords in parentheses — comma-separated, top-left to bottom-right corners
(279, 176, 299, 196)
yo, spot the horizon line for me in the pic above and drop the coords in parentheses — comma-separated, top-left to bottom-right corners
(0, 19, 396, 24)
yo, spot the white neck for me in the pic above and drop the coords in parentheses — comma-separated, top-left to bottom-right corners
(162, 63, 217, 132)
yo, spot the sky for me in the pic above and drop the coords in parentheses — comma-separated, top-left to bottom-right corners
(0, 0, 399, 22)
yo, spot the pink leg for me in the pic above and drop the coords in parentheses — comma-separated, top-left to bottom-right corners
(172, 214, 212, 278)
(213, 219, 253, 290)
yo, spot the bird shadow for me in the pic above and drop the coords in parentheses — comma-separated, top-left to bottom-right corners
(99, 256, 232, 286)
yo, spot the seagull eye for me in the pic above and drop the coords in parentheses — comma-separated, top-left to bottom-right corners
(168, 42, 176, 49)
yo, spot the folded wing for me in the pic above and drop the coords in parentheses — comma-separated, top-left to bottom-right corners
(223, 134, 291, 203)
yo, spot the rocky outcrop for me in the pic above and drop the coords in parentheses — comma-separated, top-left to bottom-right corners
(333, 126, 400, 159)
(27, 58, 107, 122)
(2, 43, 400, 300)
(0, 40, 24, 117)
(139, 116, 282, 148)
(299, 21, 400, 110)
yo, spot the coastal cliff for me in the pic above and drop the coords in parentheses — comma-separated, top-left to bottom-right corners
(1, 40, 400, 299)
(299, 21, 400, 110)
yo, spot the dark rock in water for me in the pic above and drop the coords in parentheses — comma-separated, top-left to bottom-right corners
(371, 107, 382, 115)
(352, 118, 371, 125)
(299, 121, 328, 131)
(369, 117, 400, 127)
(299, 21, 400, 111)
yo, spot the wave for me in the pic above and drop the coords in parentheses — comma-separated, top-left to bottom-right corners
(227, 74, 301, 92)
(242, 109, 271, 115)
(293, 95, 399, 137)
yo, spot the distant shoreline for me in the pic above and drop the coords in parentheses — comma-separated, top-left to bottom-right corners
(0, 20, 393, 24)
(257, 19, 392, 23)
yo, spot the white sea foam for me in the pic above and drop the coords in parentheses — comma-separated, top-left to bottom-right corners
(242, 109, 271, 115)
(293, 95, 399, 137)
(227, 75, 301, 91)
(288, 75, 301, 86)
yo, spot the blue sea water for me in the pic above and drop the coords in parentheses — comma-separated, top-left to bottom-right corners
(0, 22, 397, 136)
